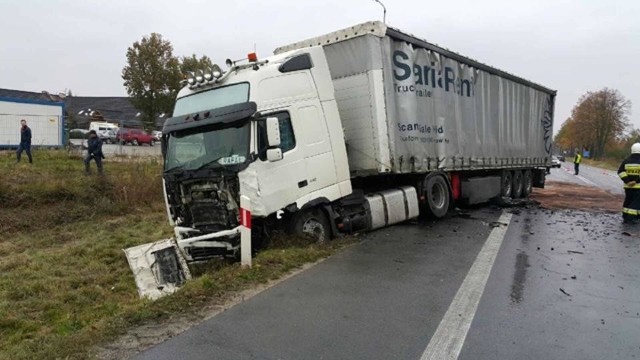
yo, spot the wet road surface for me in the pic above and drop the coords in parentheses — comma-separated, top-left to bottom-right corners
(133, 201, 640, 359)
(460, 209, 640, 359)
(548, 161, 622, 195)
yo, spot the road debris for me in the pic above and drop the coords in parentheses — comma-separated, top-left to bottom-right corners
(568, 250, 584, 254)
(559, 288, 572, 296)
(531, 181, 623, 212)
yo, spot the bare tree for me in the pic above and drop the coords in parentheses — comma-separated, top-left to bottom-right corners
(563, 88, 631, 159)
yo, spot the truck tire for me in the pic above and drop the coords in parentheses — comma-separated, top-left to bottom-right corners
(501, 171, 513, 198)
(511, 170, 523, 198)
(522, 169, 533, 197)
(424, 176, 450, 218)
(291, 208, 331, 243)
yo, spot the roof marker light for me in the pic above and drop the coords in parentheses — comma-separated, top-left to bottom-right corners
(248, 52, 258, 62)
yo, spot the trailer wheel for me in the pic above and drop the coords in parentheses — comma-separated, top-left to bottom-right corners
(522, 170, 533, 197)
(512, 171, 524, 198)
(291, 208, 331, 243)
(424, 176, 450, 218)
(501, 171, 513, 198)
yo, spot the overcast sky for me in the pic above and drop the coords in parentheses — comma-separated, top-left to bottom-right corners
(0, 0, 638, 134)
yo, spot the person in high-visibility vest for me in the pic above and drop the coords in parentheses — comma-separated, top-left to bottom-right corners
(574, 149, 583, 175)
(618, 143, 640, 224)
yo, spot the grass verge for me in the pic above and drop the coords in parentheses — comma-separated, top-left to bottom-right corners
(0, 150, 356, 359)
(582, 158, 619, 172)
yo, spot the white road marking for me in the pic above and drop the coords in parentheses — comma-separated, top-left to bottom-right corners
(420, 212, 512, 360)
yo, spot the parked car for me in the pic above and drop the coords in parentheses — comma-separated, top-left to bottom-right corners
(556, 155, 565, 162)
(99, 129, 117, 144)
(551, 155, 562, 168)
(116, 128, 154, 146)
(68, 128, 89, 139)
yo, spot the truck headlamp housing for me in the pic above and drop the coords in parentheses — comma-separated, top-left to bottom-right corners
(195, 70, 205, 83)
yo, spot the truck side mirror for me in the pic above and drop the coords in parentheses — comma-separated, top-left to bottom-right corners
(266, 148, 283, 162)
(266, 117, 281, 147)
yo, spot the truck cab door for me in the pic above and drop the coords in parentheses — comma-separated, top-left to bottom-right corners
(254, 111, 306, 213)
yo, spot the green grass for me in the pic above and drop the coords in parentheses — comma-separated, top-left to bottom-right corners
(582, 158, 620, 172)
(0, 149, 355, 359)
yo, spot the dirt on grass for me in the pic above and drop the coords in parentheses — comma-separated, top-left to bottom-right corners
(530, 180, 624, 213)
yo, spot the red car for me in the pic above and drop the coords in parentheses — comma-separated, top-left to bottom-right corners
(116, 128, 154, 146)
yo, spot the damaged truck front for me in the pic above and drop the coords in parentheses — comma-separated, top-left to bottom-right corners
(163, 101, 254, 260)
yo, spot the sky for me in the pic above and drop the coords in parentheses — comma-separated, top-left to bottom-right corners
(0, 0, 638, 135)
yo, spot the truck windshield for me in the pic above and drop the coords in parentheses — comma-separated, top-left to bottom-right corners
(164, 123, 250, 172)
(173, 83, 250, 117)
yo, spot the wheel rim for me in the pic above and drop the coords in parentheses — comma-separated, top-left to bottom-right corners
(524, 173, 532, 193)
(514, 173, 522, 194)
(302, 218, 325, 241)
(431, 182, 446, 209)
(503, 175, 512, 196)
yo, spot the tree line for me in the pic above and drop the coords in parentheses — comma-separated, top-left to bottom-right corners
(121, 33, 214, 130)
(554, 88, 632, 160)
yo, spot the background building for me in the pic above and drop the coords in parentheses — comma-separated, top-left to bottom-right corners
(1, 88, 167, 148)
(0, 88, 65, 148)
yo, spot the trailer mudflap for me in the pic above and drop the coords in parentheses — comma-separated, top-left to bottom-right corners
(123, 239, 192, 300)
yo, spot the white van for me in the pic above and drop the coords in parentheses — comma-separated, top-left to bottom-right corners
(89, 121, 119, 134)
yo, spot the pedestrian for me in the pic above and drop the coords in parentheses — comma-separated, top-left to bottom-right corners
(618, 143, 640, 224)
(574, 148, 583, 175)
(84, 130, 105, 175)
(16, 119, 32, 163)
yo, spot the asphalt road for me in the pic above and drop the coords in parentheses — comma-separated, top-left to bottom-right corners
(548, 161, 622, 195)
(69, 139, 161, 157)
(134, 201, 640, 359)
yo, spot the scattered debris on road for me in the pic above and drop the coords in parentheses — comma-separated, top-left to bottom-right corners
(559, 288, 572, 297)
(568, 250, 584, 254)
(531, 181, 623, 213)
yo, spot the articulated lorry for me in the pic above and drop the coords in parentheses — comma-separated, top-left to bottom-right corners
(161, 21, 556, 261)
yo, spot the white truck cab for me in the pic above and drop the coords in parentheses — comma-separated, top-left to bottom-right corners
(162, 47, 352, 261)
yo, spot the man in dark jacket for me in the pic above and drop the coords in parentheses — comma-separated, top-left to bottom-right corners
(618, 143, 640, 224)
(84, 130, 105, 175)
(16, 119, 32, 163)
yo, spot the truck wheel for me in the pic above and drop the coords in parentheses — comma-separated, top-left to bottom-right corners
(522, 170, 533, 197)
(512, 170, 523, 198)
(501, 171, 513, 198)
(424, 176, 450, 218)
(291, 208, 331, 243)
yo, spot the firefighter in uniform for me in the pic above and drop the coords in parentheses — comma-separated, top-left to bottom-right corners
(618, 143, 640, 224)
